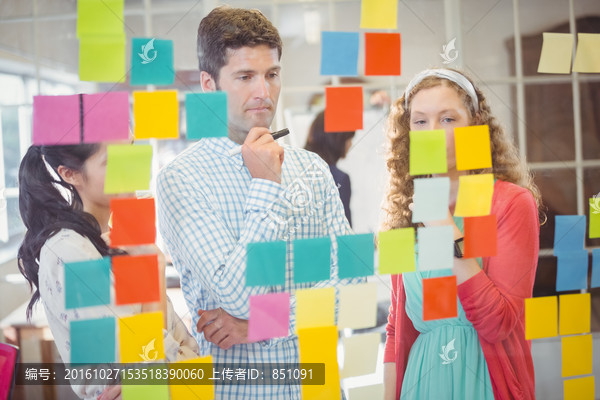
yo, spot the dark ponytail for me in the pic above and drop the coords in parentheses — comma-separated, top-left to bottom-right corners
(17, 144, 113, 320)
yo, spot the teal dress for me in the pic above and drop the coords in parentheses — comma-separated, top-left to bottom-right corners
(400, 219, 495, 400)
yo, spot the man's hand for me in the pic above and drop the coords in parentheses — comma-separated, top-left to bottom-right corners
(241, 127, 284, 183)
(196, 308, 249, 350)
(98, 384, 121, 400)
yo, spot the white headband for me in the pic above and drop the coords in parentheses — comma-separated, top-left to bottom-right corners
(404, 69, 479, 112)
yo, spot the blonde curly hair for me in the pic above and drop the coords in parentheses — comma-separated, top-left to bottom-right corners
(381, 68, 544, 231)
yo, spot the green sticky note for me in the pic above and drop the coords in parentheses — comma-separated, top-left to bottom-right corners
(378, 228, 416, 274)
(337, 233, 374, 279)
(65, 257, 111, 309)
(77, 0, 124, 37)
(105, 144, 153, 194)
(590, 198, 600, 238)
(293, 237, 331, 284)
(70, 317, 115, 364)
(130, 38, 175, 86)
(79, 34, 126, 82)
(122, 365, 169, 399)
(246, 241, 286, 286)
(409, 130, 447, 175)
(185, 92, 228, 139)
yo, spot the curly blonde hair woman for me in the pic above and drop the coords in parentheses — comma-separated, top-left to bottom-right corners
(382, 68, 542, 400)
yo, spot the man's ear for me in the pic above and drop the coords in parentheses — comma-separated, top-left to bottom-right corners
(57, 165, 81, 186)
(200, 71, 217, 92)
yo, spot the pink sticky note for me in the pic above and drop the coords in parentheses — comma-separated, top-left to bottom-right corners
(83, 92, 130, 143)
(33, 95, 81, 145)
(248, 293, 290, 342)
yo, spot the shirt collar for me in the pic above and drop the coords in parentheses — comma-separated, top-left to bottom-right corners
(203, 137, 244, 170)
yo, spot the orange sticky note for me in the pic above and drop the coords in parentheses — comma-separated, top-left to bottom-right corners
(561, 334, 592, 378)
(564, 376, 595, 400)
(463, 215, 497, 258)
(113, 254, 160, 305)
(423, 276, 457, 321)
(324, 86, 363, 133)
(454, 125, 492, 170)
(298, 326, 340, 400)
(110, 197, 156, 246)
(365, 33, 401, 76)
(559, 293, 591, 335)
(169, 355, 214, 400)
(525, 296, 557, 339)
(133, 90, 179, 139)
(119, 311, 164, 363)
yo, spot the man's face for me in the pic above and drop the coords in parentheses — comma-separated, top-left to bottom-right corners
(214, 45, 281, 139)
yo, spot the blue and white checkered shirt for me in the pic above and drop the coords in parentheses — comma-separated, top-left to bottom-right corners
(156, 137, 358, 399)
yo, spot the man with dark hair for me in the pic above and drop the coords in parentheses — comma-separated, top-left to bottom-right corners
(157, 6, 357, 398)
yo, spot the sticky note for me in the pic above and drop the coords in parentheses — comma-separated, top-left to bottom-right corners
(133, 90, 179, 139)
(341, 332, 380, 378)
(121, 380, 169, 400)
(412, 177, 450, 223)
(409, 130, 447, 176)
(33, 95, 81, 145)
(185, 92, 228, 139)
(423, 275, 457, 321)
(572, 33, 600, 73)
(110, 197, 156, 246)
(365, 33, 401, 76)
(79, 34, 126, 82)
(554, 215, 586, 255)
(454, 174, 494, 217)
(105, 144, 152, 194)
(564, 376, 595, 400)
(561, 334, 592, 378)
(113, 254, 160, 305)
(293, 237, 331, 283)
(324, 86, 363, 133)
(130, 38, 175, 86)
(295, 287, 335, 331)
(378, 228, 415, 274)
(246, 241, 286, 286)
(360, 0, 397, 29)
(592, 249, 600, 288)
(77, 0, 124, 37)
(337, 233, 374, 278)
(169, 355, 214, 400)
(559, 293, 590, 335)
(248, 293, 290, 342)
(82, 92, 130, 143)
(338, 282, 377, 329)
(320, 32, 359, 76)
(463, 215, 497, 258)
(556, 250, 588, 292)
(119, 311, 164, 363)
(70, 317, 115, 363)
(537, 33, 574, 74)
(454, 125, 492, 170)
(298, 326, 340, 400)
(589, 198, 600, 238)
(417, 225, 453, 271)
(65, 257, 111, 309)
(348, 384, 384, 400)
(525, 296, 557, 340)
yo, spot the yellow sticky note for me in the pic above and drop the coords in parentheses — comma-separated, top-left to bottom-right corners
(79, 34, 126, 82)
(590, 198, 600, 239)
(105, 144, 153, 194)
(564, 376, 595, 400)
(378, 228, 416, 274)
(559, 293, 590, 335)
(77, 0, 124, 37)
(295, 287, 335, 331)
(341, 332, 380, 378)
(360, 0, 397, 29)
(169, 355, 214, 400)
(119, 311, 164, 363)
(561, 334, 592, 378)
(298, 326, 340, 400)
(524, 296, 557, 340)
(454, 125, 492, 171)
(454, 174, 494, 217)
(573, 33, 600, 73)
(338, 282, 377, 329)
(348, 384, 384, 400)
(133, 90, 179, 139)
(537, 32, 574, 74)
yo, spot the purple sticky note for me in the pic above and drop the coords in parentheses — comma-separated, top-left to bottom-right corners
(33, 95, 81, 145)
(83, 92, 130, 143)
(248, 293, 290, 342)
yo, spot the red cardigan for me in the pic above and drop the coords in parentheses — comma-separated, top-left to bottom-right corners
(384, 180, 539, 400)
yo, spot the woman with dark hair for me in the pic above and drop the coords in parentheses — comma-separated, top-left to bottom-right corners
(18, 143, 198, 400)
(305, 110, 355, 226)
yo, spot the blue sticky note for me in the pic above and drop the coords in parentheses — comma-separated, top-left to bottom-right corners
(246, 241, 286, 286)
(556, 250, 589, 292)
(337, 233, 375, 279)
(185, 92, 228, 139)
(130, 37, 175, 85)
(65, 257, 111, 309)
(293, 237, 331, 284)
(417, 226, 454, 271)
(554, 215, 586, 255)
(412, 177, 450, 223)
(591, 249, 600, 288)
(70, 317, 115, 364)
(320, 32, 359, 76)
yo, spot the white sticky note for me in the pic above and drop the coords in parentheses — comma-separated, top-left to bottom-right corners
(341, 333, 380, 378)
(338, 282, 377, 329)
(412, 177, 450, 223)
(417, 225, 454, 271)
